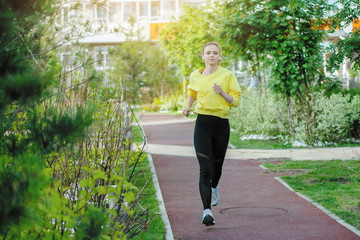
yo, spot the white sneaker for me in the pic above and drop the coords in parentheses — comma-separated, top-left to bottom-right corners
(202, 209, 215, 226)
(211, 187, 219, 206)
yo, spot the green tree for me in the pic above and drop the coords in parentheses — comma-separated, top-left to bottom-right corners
(159, 5, 218, 79)
(110, 40, 178, 105)
(0, 0, 157, 238)
(0, 0, 103, 238)
(327, 0, 360, 73)
(220, 0, 333, 143)
(143, 44, 179, 101)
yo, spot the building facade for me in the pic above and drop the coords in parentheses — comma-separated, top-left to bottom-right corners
(59, 0, 206, 71)
(59, 1, 359, 88)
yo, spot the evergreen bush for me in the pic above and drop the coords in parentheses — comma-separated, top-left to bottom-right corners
(0, 0, 160, 238)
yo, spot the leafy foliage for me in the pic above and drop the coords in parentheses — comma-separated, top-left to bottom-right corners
(0, 0, 162, 239)
(110, 41, 179, 105)
(0, 154, 49, 236)
(159, 5, 219, 78)
(219, 0, 339, 144)
(221, 0, 331, 97)
(326, 1, 360, 73)
(229, 88, 286, 137)
(75, 206, 109, 240)
(313, 92, 360, 142)
(327, 32, 360, 72)
(230, 89, 360, 145)
(144, 91, 187, 112)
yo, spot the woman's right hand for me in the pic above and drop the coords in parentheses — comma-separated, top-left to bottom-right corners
(182, 108, 190, 117)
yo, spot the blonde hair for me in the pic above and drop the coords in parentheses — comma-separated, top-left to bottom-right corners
(201, 41, 222, 56)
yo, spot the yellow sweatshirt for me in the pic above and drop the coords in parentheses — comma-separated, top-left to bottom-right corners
(187, 66, 241, 119)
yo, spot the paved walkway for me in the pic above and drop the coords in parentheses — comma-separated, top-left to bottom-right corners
(140, 113, 360, 240)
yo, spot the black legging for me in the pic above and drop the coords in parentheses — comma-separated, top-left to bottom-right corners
(194, 114, 230, 210)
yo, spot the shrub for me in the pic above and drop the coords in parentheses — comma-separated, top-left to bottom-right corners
(160, 93, 186, 112)
(230, 89, 360, 146)
(144, 92, 186, 112)
(313, 92, 360, 142)
(229, 89, 287, 137)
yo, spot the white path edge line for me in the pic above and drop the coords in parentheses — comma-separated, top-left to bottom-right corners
(147, 154, 174, 240)
(138, 121, 174, 240)
(259, 164, 360, 237)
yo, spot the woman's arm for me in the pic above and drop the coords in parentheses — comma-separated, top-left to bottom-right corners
(213, 83, 233, 104)
(182, 95, 196, 117)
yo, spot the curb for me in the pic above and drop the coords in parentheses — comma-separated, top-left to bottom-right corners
(147, 154, 174, 240)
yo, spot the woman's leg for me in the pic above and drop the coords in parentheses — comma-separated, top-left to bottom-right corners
(194, 115, 213, 210)
(211, 119, 229, 189)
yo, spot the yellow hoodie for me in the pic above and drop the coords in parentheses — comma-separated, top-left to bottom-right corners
(187, 66, 241, 119)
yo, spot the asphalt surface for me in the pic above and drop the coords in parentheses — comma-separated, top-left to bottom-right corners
(140, 113, 360, 240)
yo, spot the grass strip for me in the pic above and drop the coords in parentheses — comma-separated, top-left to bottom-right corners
(130, 125, 165, 239)
(263, 160, 360, 230)
(130, 154, 165, 240)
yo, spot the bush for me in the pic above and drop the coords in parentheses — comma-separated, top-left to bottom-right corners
(160, 93, 186, 112)
(313, 92, 360, 142)
(143, 92, 186, 112)
(0, 0, 159, 238)
(230, 89, 360, 146)
(229, 89, 287, 137)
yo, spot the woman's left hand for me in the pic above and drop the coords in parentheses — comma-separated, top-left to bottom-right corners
(213, 83, 223, 95)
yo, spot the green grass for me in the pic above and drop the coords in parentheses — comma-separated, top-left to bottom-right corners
(263, 160, 360, 230)
(132, 124, 145, 144)
(129, 125, 165, 239)
(130, 154, 165, 240)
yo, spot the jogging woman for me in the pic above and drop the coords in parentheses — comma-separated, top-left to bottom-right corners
(182, 41, 241, 226)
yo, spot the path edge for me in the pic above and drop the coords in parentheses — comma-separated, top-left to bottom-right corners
(138, 120, 174, 240)
(274, 176, 360, 237)
(259, 164, 360, 237)
(147, 154, 174, 240)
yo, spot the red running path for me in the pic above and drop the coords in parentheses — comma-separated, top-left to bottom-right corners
(140, 113, 360, 240)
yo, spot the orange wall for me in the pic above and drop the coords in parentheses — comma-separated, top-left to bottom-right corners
(150, 23, 168, 40)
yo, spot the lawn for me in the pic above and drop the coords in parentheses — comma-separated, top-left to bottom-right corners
(263, 160, 360, 230)
(130, 154, 165, 240)
(129, 125, 165, 239)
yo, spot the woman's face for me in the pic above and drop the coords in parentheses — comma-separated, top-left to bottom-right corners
(202, 44, 221, 66)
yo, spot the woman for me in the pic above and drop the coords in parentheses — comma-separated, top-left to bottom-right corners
(182, 41, 241, 226)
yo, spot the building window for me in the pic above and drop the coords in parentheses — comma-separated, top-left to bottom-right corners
(139, 2, 149, 17)
(124, 2, 137, 22)
(96, 5, 107, 24)
(163, 0, 176, 21)
(109, 2, 122, 24)
(62, 4, 80, 25)
(95, 47, 109, 70)
(151, 1, 161, 18)
(84, 3, 95, 24)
